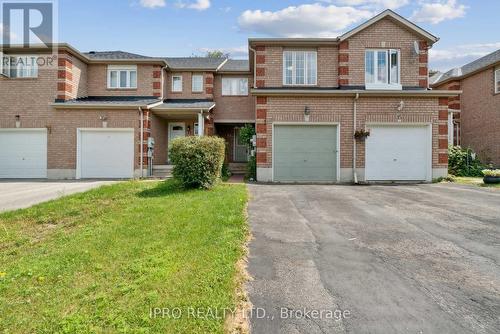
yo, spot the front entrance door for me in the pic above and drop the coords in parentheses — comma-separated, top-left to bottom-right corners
(234, 128, 249, 162)
(168, 122, 186, 163)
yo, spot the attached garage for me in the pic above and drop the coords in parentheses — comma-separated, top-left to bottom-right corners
(77, 129, 135, 179)
(273, 124, 339, 182)
(0, 129, 48, 178)
(365, 124, 432, 182)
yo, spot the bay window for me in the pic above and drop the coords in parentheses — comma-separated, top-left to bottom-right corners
(365, 49, 401, 89)
(222, 77, 248, 96)
(107, 65, 137, 89)
(283, 50, 317, 85)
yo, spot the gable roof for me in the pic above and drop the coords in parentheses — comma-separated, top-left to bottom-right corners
(164, 57, 227, 70)
(340, 9, 439, 44)
(432, 49, 500, 86)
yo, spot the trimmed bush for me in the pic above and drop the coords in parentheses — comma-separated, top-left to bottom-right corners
(448, 146, 485, 177)
(482, 169, 500, 177)
(170, 136, 226, 189)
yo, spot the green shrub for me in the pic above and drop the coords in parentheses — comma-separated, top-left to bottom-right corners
(246, 155, 257, 181)
(238, 124, 257, 181)
(221, 163, 232, 181)
(448, 146, 485, 177)
(482, 169, 500, 177)
(170, 136, 226, 189)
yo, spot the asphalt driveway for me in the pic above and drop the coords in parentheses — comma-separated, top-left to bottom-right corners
(0, 181, 115, 212)
(247, 183, 500, 334)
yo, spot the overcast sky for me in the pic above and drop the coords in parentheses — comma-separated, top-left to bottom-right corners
(50, 0, 500, 71)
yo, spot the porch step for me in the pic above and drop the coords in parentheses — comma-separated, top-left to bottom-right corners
(152, 165, 174, 179)
(228, 163, 247, 175)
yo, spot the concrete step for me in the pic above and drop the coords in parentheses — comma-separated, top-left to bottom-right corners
(152, 165, 174, 179)
(228, 163, 247, 175)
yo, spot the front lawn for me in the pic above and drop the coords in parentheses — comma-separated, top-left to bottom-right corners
(0, 180, 248, 333)
(446, 176, 500, 188)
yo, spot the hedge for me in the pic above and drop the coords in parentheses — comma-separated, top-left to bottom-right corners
(169, 136, 226, 189)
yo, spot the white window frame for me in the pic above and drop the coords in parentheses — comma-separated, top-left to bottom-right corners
(495, 68, 500, 94)
(107, 65, 137, 89)
(172, 75, 183, 92)
(222, 77, 249, 96)
(4, 55, 39, 78)
(282, 50, 317, 86)
(365, 49, 402, 90)
(192, 74, 203, 93)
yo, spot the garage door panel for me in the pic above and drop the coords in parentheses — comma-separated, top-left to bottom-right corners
(79, 130, 134, 179)
(0, 130, 47, 178)
(366, 125, 430, 181)
(274, 125, 337, 182)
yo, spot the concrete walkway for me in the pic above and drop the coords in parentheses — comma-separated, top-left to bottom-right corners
(0, 181, 115, 212)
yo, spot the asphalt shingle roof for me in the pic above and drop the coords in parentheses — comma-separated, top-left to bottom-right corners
(433, 49, 500, 85)
(55, 96, 161, 106)
(84, 51, 161, 60)
(152, 99, 215, 110)
(219, 59, 250, 72)
(164, 57, 226, 70)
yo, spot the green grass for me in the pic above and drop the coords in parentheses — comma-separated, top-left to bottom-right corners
(443, 176, 500, 188)
(0, 180, 248, 334)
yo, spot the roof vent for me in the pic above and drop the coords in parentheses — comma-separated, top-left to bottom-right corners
(88, 51, 96, 54)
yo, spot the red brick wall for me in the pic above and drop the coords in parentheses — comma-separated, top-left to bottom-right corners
(213, 73, 255, 122)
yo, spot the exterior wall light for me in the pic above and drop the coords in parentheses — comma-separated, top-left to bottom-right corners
(15, 115, 20, 128)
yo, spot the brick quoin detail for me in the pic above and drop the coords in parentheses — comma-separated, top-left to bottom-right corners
(256, 109, 267, 119)
(153, 70, 161, 78)
(438, 110, 448, 120)
(419, 54, 428, 63)
(256, 67, 265, 76)
(205, 77, 213, 85)
(339, 79, 349, 85)
(256, 138, 267, 148)
(419, 79, 428, 88)
(256, 55, 265, 64)
(339, 41, 349, 50)
(58, 70, 72, 80)
(438, 153, 449, 164)
(419, 67, 428, 76)
(256, 80, 265, 88)
(439, 97, 449, 106)
(339, 66, 349, 76)
(256, 97, 267, 105)
(256, 152, 267, 164)
(57, 58, 73, 68)
(338, 53, 349, 62)
(205, 87, 213, 94)
(152, 82, 161, 89)
(256, 124, 267, 134)
(255, 45, 265, 52)
(57, 82, 73, 93)
(438, 124, 448, 135)
(439, 139, 448, 149)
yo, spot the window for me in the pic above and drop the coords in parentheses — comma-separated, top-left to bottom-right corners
(365, 49, 401, 89)
(172, 75, 183, 92)
(222, 77, 248, 96)
(107, 65, 137, 89)
(3, 55, 39, 78)
(283, 51, 317, 85)
(192, 74, 203, 92)
(495, 69, 500, 94)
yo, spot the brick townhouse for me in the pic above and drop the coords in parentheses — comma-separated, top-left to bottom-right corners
(0, 10, 459, 182)
(431, 49, 500, 167)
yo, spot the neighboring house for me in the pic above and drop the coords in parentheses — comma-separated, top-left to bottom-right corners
(431, 49, 500, 167)
(0, 9, 458, 182)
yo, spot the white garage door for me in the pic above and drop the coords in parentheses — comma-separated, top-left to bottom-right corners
(0, 129, 47, 178)
(365, 125, 431, 181)
(78, 129, 134, 179)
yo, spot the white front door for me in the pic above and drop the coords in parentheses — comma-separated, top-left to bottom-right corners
(0, 129, 47, 178)
(365, 125, 431, 181)
(78, 129, 135, 179)
(168, 122, 186, 162)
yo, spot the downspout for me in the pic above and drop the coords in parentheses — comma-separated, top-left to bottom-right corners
(353, 93, 359, 184)
(248, 46, 257, 88)
(160, 65, 167, 100)
(139, 106, 144, 178)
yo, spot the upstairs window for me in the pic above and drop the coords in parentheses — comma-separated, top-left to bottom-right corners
(108, 65, 137, 89)
(365, 49, 401, 90)
(495, 69, 500, 94)
(2, 55, 38, 78)
(172, 75, 183, 92)
(283, 51, 317, 85)
(222, 77, 248, 96)
(192, 74, 203, 92)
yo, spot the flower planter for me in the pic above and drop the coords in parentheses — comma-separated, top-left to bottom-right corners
(483, 176, 500, 184)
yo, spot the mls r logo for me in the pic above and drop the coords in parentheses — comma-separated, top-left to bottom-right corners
(1, 0, 55, 48)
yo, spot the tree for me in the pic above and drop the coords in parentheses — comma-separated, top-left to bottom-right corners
(205, 50, 229, 58)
